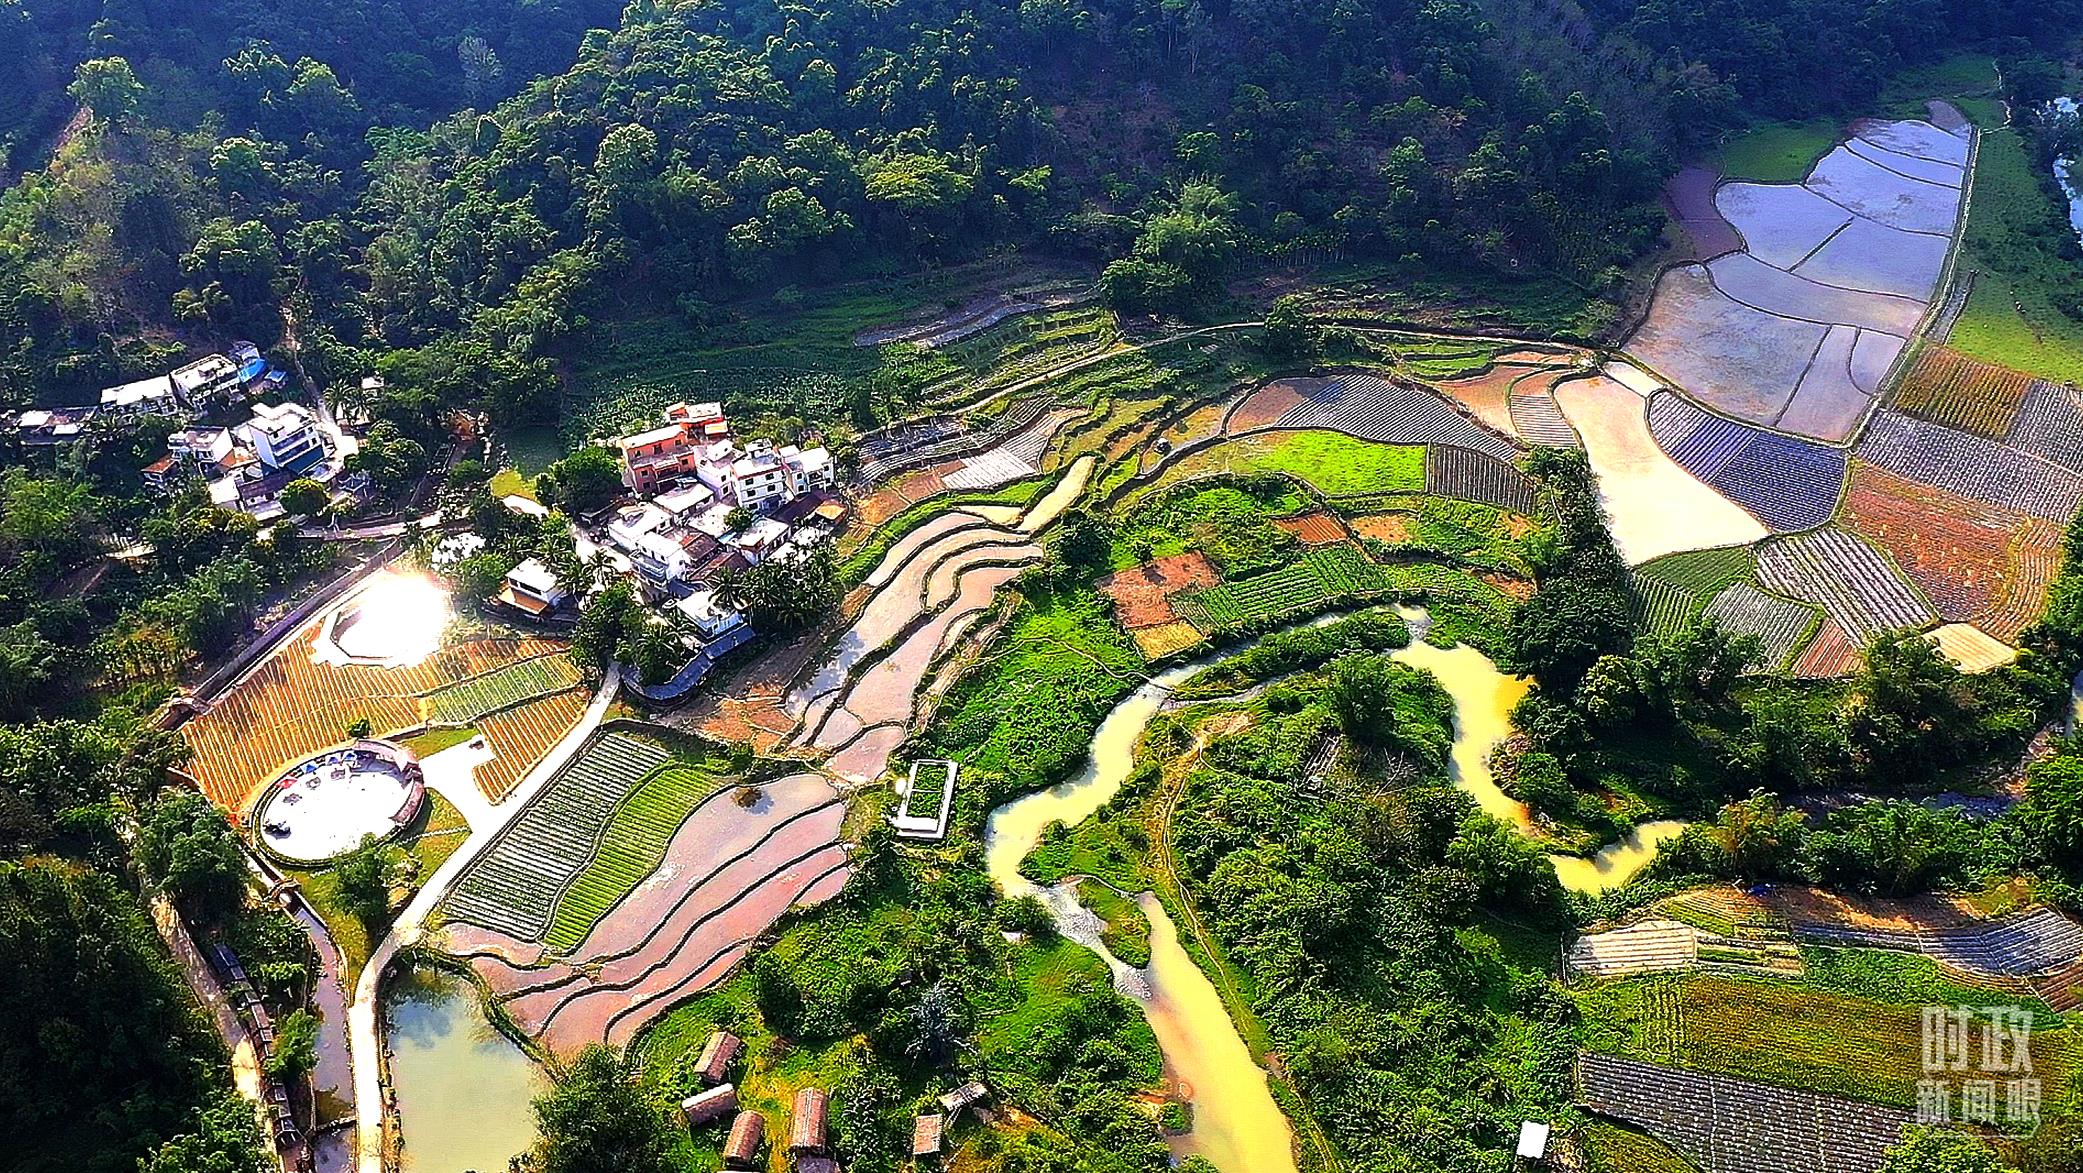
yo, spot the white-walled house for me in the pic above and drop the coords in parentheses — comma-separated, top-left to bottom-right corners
(237, 402, 327, 474)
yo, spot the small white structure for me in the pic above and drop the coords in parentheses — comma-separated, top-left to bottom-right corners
(891, 759, 958, 840)
(1515, 1121, 1550, 1162)
(430, 532, 487, 567)
(674, 589, 747, 640)
(502, 494, 549, 519)
(170, 354, 243, 406)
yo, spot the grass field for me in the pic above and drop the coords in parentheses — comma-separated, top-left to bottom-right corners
(1949, 124, 2083, 385)
(1711, 118, 1842, 183)
(1076, 879, 1152, 967)
(543, 758, 736, 953)
(1578, 972, 2080, 1109)
(1239, 432, 1426, 497)
(1584, 1120, 1699, 1173)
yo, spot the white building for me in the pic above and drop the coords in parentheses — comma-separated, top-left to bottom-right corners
(673, 589, 747, 640)
(170, 354, 243, 407)
(500, 557, 571, 618)
(100, 375, 181, 418)
(237, 402, 326, 474)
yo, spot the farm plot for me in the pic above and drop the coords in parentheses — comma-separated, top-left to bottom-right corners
(1424, 445, 1538, 513)
(1856, 409, 2083, 521)
(442, 730, 675, 941)
(543, 760, 735, 953)
(472, 687, 594, 803)
(1793, 907, 2083, 978)
(1551, 375, 1769, 563)
(1172, 544, 1389, 632)
(1701, 582, 1821, 671)
(180, 617, 573, 810)
(1626, 264, 1829, 426)
(1756, 528, 1935, 643)
(457, 772, 849, 1058)
(1271, 511, 1346, 545)
(1506, 370, 1581, 447)
(1647, 392, 1848, 531)
(2007, 378, 2083, 472)
(424, 654, 582, 725)
(856, 397, 1050, 485)
(1664, 165, 1742, 258)
(1841, 461, 2037, 623)
(1225, 378, 1312, 433)
(1630, 546, 1758, 636)
(1892, 345, 2033, 437)
(941, 407, 1084, 491)
(1271, 372, 1520, 461)
(1794, 618, 1860, 678)
(1430, 362, 1572, 439)
(1926, 623, 2017, 672)
(1578, 1052, 1914, 1173)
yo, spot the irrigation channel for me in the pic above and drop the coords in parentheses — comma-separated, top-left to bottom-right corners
(980, 609, 1688, 1173)
(383, 968, 545, 1172)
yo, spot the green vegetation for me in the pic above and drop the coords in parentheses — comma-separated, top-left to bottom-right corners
(1800, 947, 2061, 1026)
(1108, 479, 1309, 574)
(1632, 545, 1758, 635)
(287, 792, 470, 980)
(1948, 124, 2083, 384)
(425, 656, 579, 724)
(1710, 118, 1841, 182)
(1230, 432, 1426, 498)
(1174, 608, 1413, 699)
(1075, 880, 1152, 967)
(1576, 972, 2080, 1111)
(545, 756, 738, 953)
(1584, 1119, 1700, 1173)
(1359, 495, 1539, 576)
(1174, 544, 1392, 631)
(400, 726, 481, 757)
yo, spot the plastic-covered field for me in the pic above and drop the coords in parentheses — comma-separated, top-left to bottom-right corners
(1645, 394, 1846, 531)
(1551, 375, 1768, 564)
(1756, 527, 1935, 643)
(1506, 370, 1581, 447)
(1432, 363, 1553, 438)
(1630, 118, 1966, 443)
(1272, 373, 1520, 461)
(1856, 410, 2083, 521)
(2008, 379, 2083, 472)
(1701, 581, 1821, 672)
(1424, 445, 1538, 513)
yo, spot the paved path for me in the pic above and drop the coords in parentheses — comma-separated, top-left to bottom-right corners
(349, 666, 620, 1173)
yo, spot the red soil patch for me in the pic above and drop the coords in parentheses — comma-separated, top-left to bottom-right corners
(1100, 552, 1222, 629)
(1794, 618, 1860, 678)
(1664, 165, 1741, 259)
(1436, 363, 1551, 438)
(1226, 380, 1309, 432)
(890, 466, 946, 502)
(1479, 571, 1537, 602)
(1350, 513, 1415, 543)
(1841, 462, 2034, 625)
(1273, 512, 1346, 545)
(856, 489, 912, 527)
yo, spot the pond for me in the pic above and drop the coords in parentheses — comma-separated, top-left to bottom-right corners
(385, 968, 544, 1173)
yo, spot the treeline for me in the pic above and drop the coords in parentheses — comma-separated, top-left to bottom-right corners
(1498, 448, 2083, 903)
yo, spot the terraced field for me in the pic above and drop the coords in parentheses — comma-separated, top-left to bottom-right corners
(1756, 528, 1935, 643)
(544, 759, 735, 952)
(1424, 445, 1537, 513)
(424, 655, 583, 725)
(443, 730, 675, 940)
(1630, 546, 1757, 637)
(1172, 544, 1390, 631)
(2008, 377, 2083, 472)
(453, 772, 849, 1057)
(180, 609, 574, 810)
(1272, 373, 1521, 461)
(1701, 582, 1821, 670)
(1840, 460, 2056, 638)
(473, 688, 595, 803)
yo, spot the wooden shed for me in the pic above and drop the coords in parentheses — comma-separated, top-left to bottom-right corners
(790, 1087, 830, 1154)
(681, 1082, 738, 1127)
(696, 1030, 744, 1086)
(912, 1112, 945, 1158)
(938, 1080, 990, 1120)
(723, 1110, 765, 1169)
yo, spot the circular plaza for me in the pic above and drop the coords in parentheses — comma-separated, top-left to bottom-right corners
(253, 739, 426, 864)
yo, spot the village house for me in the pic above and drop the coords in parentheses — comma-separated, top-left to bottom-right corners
(723, 1111, 765, 1170)
(13, 408, 92, 446)
(99, 374, 182, 418)
(499, 558, 571, 618)
(791, 1088, 830, 1155)
(170, 354, 244, 408)
(681, 1083, 738, 1127)
(911, 1113, 945, 1162)
(695, 1030, 743, 1086)
(614, 401, 834, 508)
(236, 401, 327, 475)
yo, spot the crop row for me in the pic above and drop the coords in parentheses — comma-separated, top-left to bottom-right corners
(1424, 444, 1538, 512)
(1756, 528, 1934, 643)
(1275, 373, 1520, 461)
(1173, 544, 1391, 631)
(1701, 581, 1820, 671)
(1637, 545, 1758, 595)
(2006, 378, 2083, 473)
(425, 655, 582, 725)
(1505, 377, 1579, 447)
(1648, 393, 1845, 531)
(1632, 573, 1698, 637)
(857, 396, 1050, 484)
(471, 687, 591, 804)
(544, 762, 732, 952)
(1892, 344, 2032, 438)
(444, 730, 674, 940)
(1858, 409, 2083, 521)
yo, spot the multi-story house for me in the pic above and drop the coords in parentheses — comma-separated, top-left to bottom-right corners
(237, 401, 327, 474)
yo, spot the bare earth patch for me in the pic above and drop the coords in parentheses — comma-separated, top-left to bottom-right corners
(1132, 621, 1206, 659)
(1273, 512, 1347, 545)
(1351, 513, 1415, 543)
(1925, 623, 2017, 673)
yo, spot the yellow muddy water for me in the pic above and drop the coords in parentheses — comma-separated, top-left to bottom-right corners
(982, 653, 1299, 1173)
(386, 969, 544, 1173)
(1386, 608, 1685, 894)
